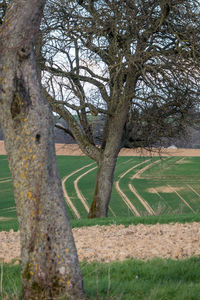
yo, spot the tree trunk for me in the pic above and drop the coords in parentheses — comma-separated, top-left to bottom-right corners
(88, 152, 117, 218)
(88, 101, 130, 218)
(0, 1, 86, 299)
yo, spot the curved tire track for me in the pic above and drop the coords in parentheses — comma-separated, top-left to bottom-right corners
(62, 163, 95, 219)
(187, 184, 200, 198)
(129, 184, 155, 215)
(0, 177, 12, 183)
(130, 159, 165, 215)
(74, 166, 116, 217)
(167, 184, 195, 213)
(130, 159, 163, 180)
(74, 166, 97, 213)
(115, 159, 151, 216)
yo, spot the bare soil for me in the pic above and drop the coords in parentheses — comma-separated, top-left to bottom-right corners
(55, 144, 200, 156)
(0, 223, 200, 263)
(1, 141, 200, 156)
(147, 186, 184, 193)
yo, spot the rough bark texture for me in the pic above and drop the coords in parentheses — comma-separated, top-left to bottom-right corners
(0, 1, 86, 299)
(88, 99, 130, 218)
(88, 156, 116, 218)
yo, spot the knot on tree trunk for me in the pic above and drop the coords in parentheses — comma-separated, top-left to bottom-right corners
(11, 76, 32, 120)
(17, 47, 31, 60)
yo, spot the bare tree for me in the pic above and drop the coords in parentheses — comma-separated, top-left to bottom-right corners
(41, 0, 200, 218)
(123, 96, 197, 149)
(0, 0, 86, 299)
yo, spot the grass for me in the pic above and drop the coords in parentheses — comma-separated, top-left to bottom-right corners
(0, 263, 21, 300)
(1, 257, 200, 299)
(1, 213, 200, 232)
(70, 213, 200, 228)
(83, 257, 200, 299)
(136, 157, 200, 215)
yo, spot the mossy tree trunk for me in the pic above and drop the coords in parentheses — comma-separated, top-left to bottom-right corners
(0, 0, 86, 299)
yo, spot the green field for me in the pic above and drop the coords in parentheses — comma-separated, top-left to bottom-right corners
(61, 155, 200, 219)
(59, 156, 200, 219)
(1, 155, 200, 230)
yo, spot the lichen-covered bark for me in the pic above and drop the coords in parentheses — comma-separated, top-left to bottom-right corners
(0, 1, 86, 299)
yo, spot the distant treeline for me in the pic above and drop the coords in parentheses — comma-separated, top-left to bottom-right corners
(1, 120, 200, 148)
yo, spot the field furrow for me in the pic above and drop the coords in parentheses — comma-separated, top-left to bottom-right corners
(115, 159, 151, 216)
(62, 162, 95, 218)
(74, 166, 97, 213)
(129, 184, 155, 215)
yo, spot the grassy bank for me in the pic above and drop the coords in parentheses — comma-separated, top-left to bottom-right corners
(1, 258, 200, 299)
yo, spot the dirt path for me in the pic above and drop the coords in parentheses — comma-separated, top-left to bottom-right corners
(1, 222, 200, 263)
